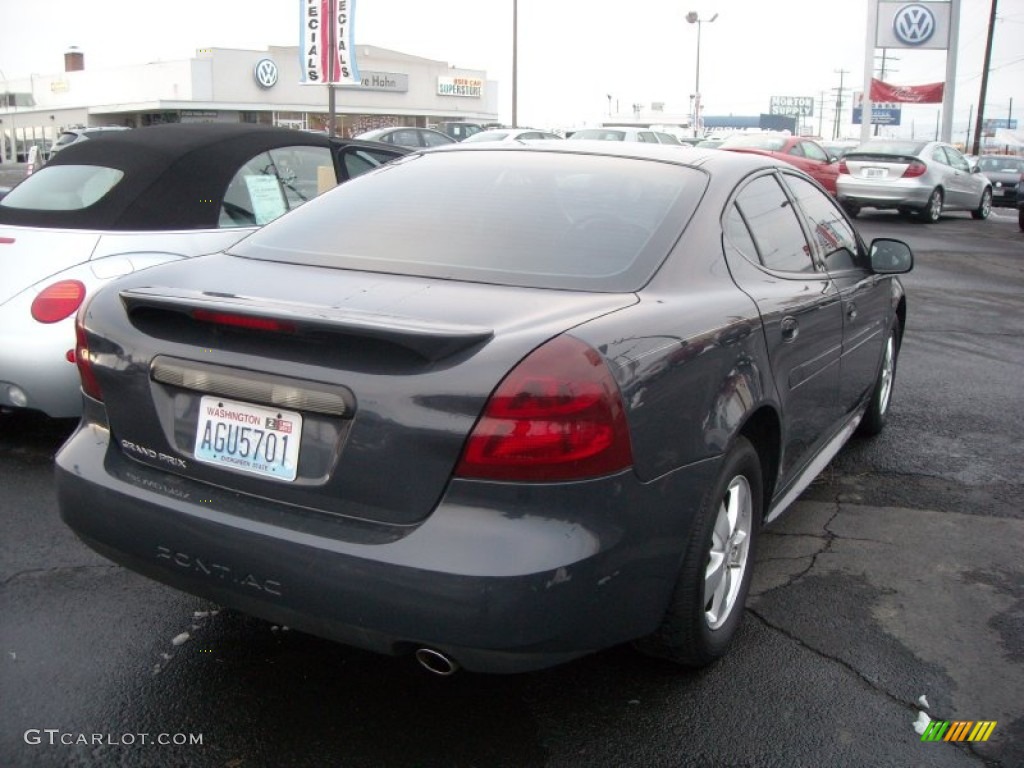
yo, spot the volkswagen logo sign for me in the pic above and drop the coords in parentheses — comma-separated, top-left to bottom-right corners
(893, 4, 936, 46)
(254, 59, 279, 89)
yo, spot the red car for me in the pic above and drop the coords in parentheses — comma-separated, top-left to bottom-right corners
(718, 133, 840, 194)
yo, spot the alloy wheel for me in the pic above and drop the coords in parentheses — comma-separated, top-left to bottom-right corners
(704, 475, 753, 630)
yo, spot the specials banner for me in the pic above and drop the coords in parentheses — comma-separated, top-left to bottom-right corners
(299, 0, 359, 84)
(870, 78, 945, 104)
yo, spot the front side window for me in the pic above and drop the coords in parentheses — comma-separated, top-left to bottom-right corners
(0, 165, 124, 210)
(801, 142, 829, 163)
(784, 175, 862, 272)
(219, 145, 334, 228)
(733, 175, 815, 273)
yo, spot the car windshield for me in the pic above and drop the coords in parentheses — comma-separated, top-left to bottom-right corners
(0, 165, 124, 210)
(978, 156, 1023, 173)
(569, 130, 626, 141)
(720, 134, 787, 151)
(231, 150, 707, 292)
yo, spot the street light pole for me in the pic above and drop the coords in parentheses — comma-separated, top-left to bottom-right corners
(686, 11, 718, 137)
(512, 0, 518, 128)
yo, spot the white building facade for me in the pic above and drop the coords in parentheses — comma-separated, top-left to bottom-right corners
(0, 45, 499, 162)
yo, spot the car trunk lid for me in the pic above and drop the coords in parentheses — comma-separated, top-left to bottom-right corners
(88, 254, 637, 526)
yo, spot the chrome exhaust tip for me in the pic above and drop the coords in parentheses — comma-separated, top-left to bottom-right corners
(414, 647, 459, 676)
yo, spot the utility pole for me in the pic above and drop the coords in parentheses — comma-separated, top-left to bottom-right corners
(818, 91, 826, 138)
(971, 0, 998, 156)
(874, 50, 899, 136)
(833, 69, 849, 140)
(965, 104, 973, 150)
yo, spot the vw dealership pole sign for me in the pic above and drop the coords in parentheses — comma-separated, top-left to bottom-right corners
(299, 0, 359, 85)
(876, 1, 952, 50)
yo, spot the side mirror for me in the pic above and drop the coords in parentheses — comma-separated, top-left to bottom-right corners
(869, 238, 914, 274)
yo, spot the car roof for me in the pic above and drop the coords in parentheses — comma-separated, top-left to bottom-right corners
(413, 139, 791, 185)
(0, 123, 342, 231)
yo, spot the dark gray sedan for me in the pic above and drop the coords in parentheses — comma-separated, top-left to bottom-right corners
(57, 143, 913, 674)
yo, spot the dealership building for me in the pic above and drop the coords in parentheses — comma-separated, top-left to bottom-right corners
(0, 45, 499, 162)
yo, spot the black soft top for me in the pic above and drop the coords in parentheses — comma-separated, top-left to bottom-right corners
(0, 123, 338, 230)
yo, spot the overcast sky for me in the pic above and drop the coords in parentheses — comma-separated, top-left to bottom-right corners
(1, 0, 1021, 138)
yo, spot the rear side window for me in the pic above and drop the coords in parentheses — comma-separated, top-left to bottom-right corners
(220, 145, 335, 228)
(0, 165, 124, 210)
(232, 151, 707, 292)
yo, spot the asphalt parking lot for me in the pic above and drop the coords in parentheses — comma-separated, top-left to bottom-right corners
(1, 203, 1022, 767)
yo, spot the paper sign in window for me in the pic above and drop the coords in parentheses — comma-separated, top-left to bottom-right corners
(244, 175, 287, 225)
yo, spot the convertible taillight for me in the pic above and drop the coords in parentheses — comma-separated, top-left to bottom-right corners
(74, 307, 103, 402)
(31, 280, 86, 323)
(455, 335, 633, 482)
(903, 161, 927, 178)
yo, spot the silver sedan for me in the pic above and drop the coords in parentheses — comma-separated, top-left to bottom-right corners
(836, 139, 992, 222)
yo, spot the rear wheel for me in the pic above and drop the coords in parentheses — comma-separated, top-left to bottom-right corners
(920, 188, 943, 223)
(841, 201, 861, 218)
(1018, 206, 1023, 232)
(858, 319, 900, 436)
(971, 188, 992, 220)
(635, 437, 762, 667)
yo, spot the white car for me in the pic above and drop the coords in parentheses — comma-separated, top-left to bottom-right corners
(461, 128, 563, 143)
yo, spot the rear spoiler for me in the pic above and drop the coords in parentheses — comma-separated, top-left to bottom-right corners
(120, 286, 494, 362)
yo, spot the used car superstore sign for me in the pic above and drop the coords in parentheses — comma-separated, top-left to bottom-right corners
(437, 76, 483, 97)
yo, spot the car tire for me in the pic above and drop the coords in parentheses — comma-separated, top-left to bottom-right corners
(858, 319, 901, 437)
(971, 188, 992, 220)
(1018, 207, 1023, 232)
(920, 188, 943, 223)
(635, 436, 762, 667)
(841, 201, 861, 218)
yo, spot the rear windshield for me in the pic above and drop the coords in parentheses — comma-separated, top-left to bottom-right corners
(0, 165, 124, 210)
(720, 134, 787, 151)
(849, 140, 926, 156)
(231, 150, 706, 292)
(569, 129, 626, 141)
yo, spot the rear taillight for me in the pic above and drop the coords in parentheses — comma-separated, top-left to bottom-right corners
(30, 280, 86, 323)
(838, 160, 849, 175)
(455, 335, 633, 482)
(74, 307, 103, 401)
(902, 161, 927, 178)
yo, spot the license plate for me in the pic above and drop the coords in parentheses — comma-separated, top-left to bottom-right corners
(863, 167, 888, 179)
(194, 396, 302, 481)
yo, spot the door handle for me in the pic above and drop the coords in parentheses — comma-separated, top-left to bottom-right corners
(781, 316, 799, 342)
(847, 303, 858, 321)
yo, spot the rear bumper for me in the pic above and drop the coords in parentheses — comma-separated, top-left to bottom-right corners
(56, 415, 720, 673)
(0, 303, 81, 417)
(836, 177, 932, 209)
